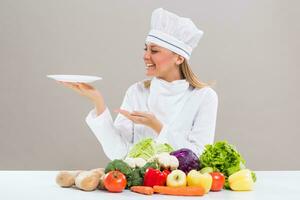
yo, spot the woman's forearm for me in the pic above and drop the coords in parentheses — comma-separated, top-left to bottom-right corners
(93, 95, 106, 116)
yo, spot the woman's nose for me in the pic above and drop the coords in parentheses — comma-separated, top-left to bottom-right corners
(143, 50, 150, 61)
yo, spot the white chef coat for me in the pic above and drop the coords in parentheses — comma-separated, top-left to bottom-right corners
(85, 77, 218, 160)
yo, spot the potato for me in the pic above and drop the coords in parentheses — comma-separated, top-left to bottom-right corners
(75, 171, 100, 191)
(56, 170, 81, 187)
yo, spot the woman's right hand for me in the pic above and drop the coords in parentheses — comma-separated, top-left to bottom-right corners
(58, 81, 106, 115)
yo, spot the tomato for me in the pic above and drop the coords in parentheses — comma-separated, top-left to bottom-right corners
(210, 172, 225, 191)
(103, 171, 127, 192)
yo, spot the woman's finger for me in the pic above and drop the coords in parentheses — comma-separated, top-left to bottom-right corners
(115, 109, 146, 123)
(124, 114, 145, 124)
(59, 81, 76, 89)
(60, 82, 83, 95)
(78, 82, 94, 90)
(115, 109, 132, 118)
(132, 115, 147, 123)
(131, 111, 152, 118)
(131, 111, 145, 117)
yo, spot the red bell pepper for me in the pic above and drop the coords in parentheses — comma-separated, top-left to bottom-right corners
(143, 168, 170, 187)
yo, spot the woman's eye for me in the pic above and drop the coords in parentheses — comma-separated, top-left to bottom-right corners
(143, 48, 158, 53)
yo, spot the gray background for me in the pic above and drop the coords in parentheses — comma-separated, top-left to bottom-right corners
(0, 0, 299, 170)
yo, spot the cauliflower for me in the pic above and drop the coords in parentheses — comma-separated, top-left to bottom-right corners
(168, 155, 180, 170)
(124, 157, 147, 168)
(134, 157, 147, 168)
(124, 157, 136, 168)
(148, 152, 179, 170)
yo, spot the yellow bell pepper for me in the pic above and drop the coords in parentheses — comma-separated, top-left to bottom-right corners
(228, 169, 254, 191)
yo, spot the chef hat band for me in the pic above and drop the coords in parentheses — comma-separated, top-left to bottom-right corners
(146, 30, 192, 59)
(145, 8, 204, 60)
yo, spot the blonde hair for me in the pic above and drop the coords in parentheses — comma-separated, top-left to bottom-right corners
(144, 60, 214, 89)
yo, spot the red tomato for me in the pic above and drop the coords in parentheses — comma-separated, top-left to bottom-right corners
(103, 171, 127, 192)
(210, 172, 225, 191)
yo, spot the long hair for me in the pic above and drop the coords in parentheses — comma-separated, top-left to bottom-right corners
(144, 59, 214, 89)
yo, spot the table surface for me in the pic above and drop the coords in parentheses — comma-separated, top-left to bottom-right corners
(0, 171, 299, 200)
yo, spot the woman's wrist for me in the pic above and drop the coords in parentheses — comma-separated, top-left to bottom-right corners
(93, 95, 106, 116)
(152, 119, 163, 134)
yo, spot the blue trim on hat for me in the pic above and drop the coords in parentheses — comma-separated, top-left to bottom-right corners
(148, 34, 191, 57)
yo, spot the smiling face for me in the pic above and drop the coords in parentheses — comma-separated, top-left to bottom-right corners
(143, 43, 185, 82)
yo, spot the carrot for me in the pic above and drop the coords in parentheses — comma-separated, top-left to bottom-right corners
(130, 186, 154, 195)
(153, 186, 205, 196)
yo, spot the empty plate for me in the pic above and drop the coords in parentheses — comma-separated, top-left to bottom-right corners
(47, 75, 102, 83)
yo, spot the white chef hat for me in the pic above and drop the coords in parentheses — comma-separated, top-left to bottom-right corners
(145, 8, 204, 60)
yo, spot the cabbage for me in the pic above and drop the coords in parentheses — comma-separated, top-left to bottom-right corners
(128, 138, 174, 160)
(155, 143, 174, 155)
(170, 148, 201, 173)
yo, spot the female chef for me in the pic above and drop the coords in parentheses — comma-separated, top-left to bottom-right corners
(59, 8, 218, 160)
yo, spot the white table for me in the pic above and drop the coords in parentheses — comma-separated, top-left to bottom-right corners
(0, 171, 299, 200)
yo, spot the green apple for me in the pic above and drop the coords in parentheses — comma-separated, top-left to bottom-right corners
(166, 170, 186, 187)
(187, 170, 203, 186)
(187, 170, 212, 193)
(200, 167, 213, 174)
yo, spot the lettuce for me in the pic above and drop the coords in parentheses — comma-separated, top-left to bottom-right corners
(200, 141, 246, 177)
(128, 138, 174, 160)
(200, 141, 256, 188)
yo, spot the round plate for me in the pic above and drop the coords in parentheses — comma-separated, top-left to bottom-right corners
(47, 75, 102, 83)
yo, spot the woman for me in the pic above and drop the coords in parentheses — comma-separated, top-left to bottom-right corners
(59, 8, 218, 160)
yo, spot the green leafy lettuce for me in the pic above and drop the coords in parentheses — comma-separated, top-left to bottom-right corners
(128, 138, 174, 160)
(200, 141, 256, 188)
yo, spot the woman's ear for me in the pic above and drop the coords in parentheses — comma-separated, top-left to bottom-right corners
(176, 55, 185, 65)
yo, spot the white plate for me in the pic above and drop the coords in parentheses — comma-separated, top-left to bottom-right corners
(47, 75, 102, 83)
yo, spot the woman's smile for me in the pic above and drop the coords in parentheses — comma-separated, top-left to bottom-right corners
(145, 63, 156, 70)
(145, 63, 156, 75)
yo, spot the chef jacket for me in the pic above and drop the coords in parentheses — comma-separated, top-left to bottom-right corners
(85, 77, 218, 160)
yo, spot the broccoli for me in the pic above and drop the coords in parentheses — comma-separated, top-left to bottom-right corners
(104, 159, 132, 177)
(126, 169, 143, 188)
(139, 161, 159, 176)
(105, 160, 159, 189)
(127, 161, 159, 188)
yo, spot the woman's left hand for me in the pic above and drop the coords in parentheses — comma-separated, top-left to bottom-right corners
(115, 109, 163, 134)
